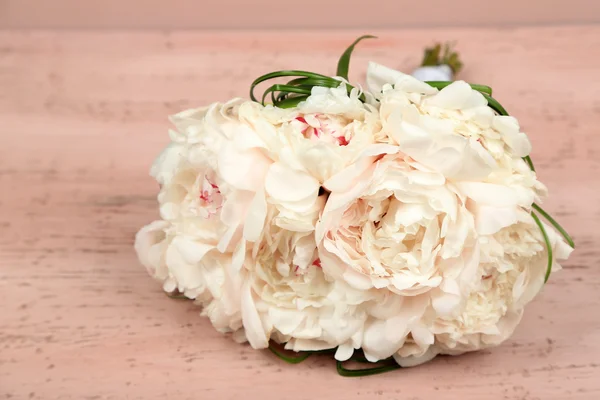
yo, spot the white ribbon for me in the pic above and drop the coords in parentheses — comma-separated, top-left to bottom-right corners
(411, 64, 453, 82)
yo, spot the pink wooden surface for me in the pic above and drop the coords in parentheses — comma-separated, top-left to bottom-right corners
(2, 0, 600, 29)
(1, 27, 599, 399)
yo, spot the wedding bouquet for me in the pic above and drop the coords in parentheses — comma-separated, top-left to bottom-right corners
(135, 36, 574, 376)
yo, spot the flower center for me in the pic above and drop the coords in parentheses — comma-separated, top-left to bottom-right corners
(337, 197, 442, 278)
(196, 175, 223, 218)
(295, 114, 350, 146)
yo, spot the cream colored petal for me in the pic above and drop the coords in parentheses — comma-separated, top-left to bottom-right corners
(217, 143, 271, 191)
(241, 280, 269, 349)
(243, 189, 267, 242)
(367, 62, 438, 96)
(265, 162, 320, 203)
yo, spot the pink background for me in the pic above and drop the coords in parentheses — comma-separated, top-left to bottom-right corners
(1, 2, 600, 400)
(1, 0, 600, 28)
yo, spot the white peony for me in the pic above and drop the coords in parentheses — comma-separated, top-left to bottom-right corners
(368, 62, 532, 181)
(134, 62, 573, 370)
(134, 220, 243, 333)
(256, 84, 385, 184)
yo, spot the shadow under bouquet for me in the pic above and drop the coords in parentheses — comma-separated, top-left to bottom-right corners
(135, 36, 574, 376)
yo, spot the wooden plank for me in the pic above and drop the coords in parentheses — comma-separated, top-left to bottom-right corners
(0, 27, 599, 399)
(1, 0, 600, 29)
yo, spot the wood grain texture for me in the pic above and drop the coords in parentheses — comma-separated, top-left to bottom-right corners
(0, 27, 599, 400)
(2, 0, 600, 29)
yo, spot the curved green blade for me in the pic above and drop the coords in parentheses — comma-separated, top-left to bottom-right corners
(275, 95, 309, 109)
(261, 84, 312, 105)
(533, 203, 575, 248)
(250, 70, 337, 102)
(268, 344, 312, 364)
(336, 360, 401, 377)
(336, 35, 377, 81)
(531, 211, 554, 283)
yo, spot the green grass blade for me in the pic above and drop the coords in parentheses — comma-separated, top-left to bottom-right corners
(268, 344, 312, 364)
(533, 203, 575, 248)
(261, 84, 312, 105)
(250, 70, 337, 102)
(286, 77, 341, 88)
(336, 35, 377, 81)
(524, 155, 536, 172)
(481, 92, 509, 116)
(336, 360, 401, 377)
(531, 211, 554, 283)
(275, 95, 309, 109)
(287, 76, 365, 102)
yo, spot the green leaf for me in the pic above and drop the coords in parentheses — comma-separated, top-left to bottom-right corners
(421, 43, 442, 67)
(533, 203, 575, 248)
(261, 84, 312, 106)
(336, 360, 401, 377)
(420, 43, 463, 74)
(268, 344, 312, 364)
(275, 95, 309, 109)
(481, 92, 509, 116)
(531, 211, 554, 283)
(425, 81, 493, 95)
(336, 35, 377, 81)
(250, 70, 337, 103)
(286, 77, 342, 89)
(523, 155, 536, 172)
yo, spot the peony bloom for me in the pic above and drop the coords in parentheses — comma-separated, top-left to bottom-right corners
(136, 98, 362, 351)
(135, 58, 573, 371)
(239, 196, 369, 352)
(136, 98, 322, 335)
(257, 84, 385, 184)
(368, 62, 532, 181)
(316, 150, 481, 361)
(134, 220, 244, 333)
(317, 151, 478, 296)
(426, 210, 573, 357)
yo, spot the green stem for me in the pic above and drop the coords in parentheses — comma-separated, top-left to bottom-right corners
(481, 92, 509, 116)
(420, 42, 463, 74)
(268, 344, 312, 364)
(261, 84, 312, 106)
(533, 203, 575, 248)
(336, 35, 376, 81)
(531, 211, 554, 283)
(336, 360, 401, 377)
(250, 70, 339, 103)
(524, 155, 536, 172)
(275, 95, 309, 109)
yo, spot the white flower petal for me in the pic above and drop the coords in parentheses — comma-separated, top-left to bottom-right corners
(241, 280, 268, 349)
(218, 143, 271, 191)
(393, 346, 439, 367)
(243, 189, 267, 242)
(367, 62, 438, 96)
(457, 181, 523, 207)
(265, 162, 319, 203)
(334, 343, 355, 361)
